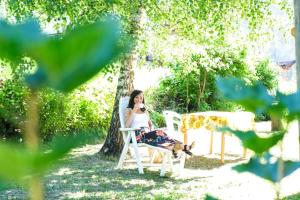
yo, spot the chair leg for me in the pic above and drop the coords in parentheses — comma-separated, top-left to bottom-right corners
(131, 138, 144, 174)
(160, 152, 169, 176)
(169, 153, 173, 174)
(179, 152, 186, 176)
(150, 149, 158, 164)
(117, 138, 130, 169)
(129, 147, 136, 159)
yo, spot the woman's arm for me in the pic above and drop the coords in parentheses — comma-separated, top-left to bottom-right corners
(146, 111, 153, 130)
(125, 108, 134, 128)
(148, 120, 153, 131)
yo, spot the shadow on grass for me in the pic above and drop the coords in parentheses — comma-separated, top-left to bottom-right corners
(42, 153, 207, 199)
(185, 154, 245, 170)
(1, 146, 233, 200)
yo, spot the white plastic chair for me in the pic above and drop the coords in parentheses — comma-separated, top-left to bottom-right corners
(116, 96, 185, 176)
(163, 111, 184, 142)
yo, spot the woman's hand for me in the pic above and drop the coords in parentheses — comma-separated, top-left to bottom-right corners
(132, 103, 141, 113)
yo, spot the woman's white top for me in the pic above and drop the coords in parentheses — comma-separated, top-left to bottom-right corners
(130, 112, 149, 129)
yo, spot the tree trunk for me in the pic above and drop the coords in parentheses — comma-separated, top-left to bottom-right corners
(99, 7, 146, 158)
(197, 67, 202, 109)
(197, 68, 207, 110)
(294, 0, 300, 160)
(99, 57, 135, 157)
(186, 79, 189, 112)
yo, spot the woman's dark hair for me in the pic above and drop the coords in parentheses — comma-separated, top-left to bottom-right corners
(128, 89, 146, 112)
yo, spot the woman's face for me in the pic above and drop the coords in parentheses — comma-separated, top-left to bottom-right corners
(134, 93, 144, 104)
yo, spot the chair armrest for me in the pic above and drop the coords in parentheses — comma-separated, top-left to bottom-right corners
(119, 128, 139, 131)
(119, 127, 139, 144)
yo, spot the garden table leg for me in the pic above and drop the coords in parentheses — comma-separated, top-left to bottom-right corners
(243, 148, 247, 158)
(183, 132, 188, 144)
(221, 133, 225, 163)
(209, 130, 214, 154)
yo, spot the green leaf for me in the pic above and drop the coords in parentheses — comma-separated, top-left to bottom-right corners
(33, 133, 97, 173)
(33, 16, 126, 92)
(220, 127, 284, 154)
(0, 16, 128, 93)
(267, 101, 287, 121)
(0, 178, 15, 191)
(0, 19, 44, 64)
(216, 76, 274, 114)
(233, 154, 300, 183)
(278, 90, 300, 122)
(0, 133, 97, 186)
(0, 143, 35, 183)
(204, 194, 219, 200)
(28, 16, 127, 92)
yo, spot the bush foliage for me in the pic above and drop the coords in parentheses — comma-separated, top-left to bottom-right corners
(146, 47, 278, 119)
(0, 74, 115, 141)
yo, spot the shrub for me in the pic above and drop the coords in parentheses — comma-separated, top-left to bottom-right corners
(148, 111, 166, 128)
(0, 74, 115, 141)
(0, 79, 27, 141)
(146, 47, 249, 115)
(254, 59, 278, 90)
(146, 48, 278, 125)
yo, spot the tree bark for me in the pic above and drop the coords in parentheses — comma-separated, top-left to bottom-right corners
(197, 67, 201, 109)
(99, 7, 146, 157)
(186, 79, 189, 112)
(294, 0, 300, 160)
(197, 68, 207, 110)
(99, 57, 135, 157)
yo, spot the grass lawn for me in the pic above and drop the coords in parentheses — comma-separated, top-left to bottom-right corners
(1, 144, 300, 200)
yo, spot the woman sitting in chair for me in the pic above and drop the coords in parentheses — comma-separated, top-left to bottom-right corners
(125, 89, 194, 157)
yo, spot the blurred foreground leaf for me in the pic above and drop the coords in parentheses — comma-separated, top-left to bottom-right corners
(278, 90, 300, 122)
(0, 16, 128, 92)
(220, 127, 284, 154)
(0, 20, 44, 63)
(29, 16, 126, 92)
(204, 194, 219, 200)
(233, 154, 300, 183)
(0, 143, 34, 183)
(216, 76, 274, 114)
(0, 178, 16, 191)
(0, 132, 97, 186)
(33, 133, 96, 173)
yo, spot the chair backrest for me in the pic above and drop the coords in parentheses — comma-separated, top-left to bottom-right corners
(163, 111, 183, 141)
(119, 96, 130, 128)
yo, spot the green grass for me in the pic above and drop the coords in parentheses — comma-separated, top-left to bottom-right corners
(0, 145, 195, 200)
(0, 144, 299, 200)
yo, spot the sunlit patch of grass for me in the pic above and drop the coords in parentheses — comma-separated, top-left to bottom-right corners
(1, 144, 299, 200)
(31, 144, 194, 199)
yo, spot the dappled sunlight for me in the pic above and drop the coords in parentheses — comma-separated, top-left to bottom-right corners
(62, 191, 87, 199)
(185, 155, 245, 170)
(126, 178, 155, 186)
(1, 121, 300, 199)
(51, 167, 79, 176)
(1, 143, 299, 199)
(69, 144, 102, 158)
